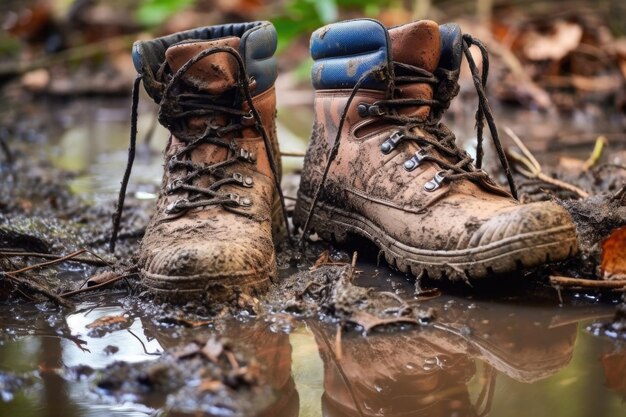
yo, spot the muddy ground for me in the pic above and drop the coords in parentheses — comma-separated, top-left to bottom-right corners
(0, 91, 625, 416)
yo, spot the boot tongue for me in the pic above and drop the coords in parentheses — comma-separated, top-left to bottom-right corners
(165, 37, 241, 95)
(388, 21, 441, 120)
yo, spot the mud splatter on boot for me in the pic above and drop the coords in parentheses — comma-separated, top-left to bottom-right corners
(294, 19, 578, 280)
(117, 22, 286, 301)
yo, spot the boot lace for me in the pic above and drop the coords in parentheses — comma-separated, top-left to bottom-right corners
(300, 34, 518, 242)
(110, 46, 290, 251)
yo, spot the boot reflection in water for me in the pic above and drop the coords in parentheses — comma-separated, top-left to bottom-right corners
(310, 301, 577, 417)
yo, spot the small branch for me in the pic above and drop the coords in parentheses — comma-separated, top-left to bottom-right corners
(0, 251, 111, 267)
(505, 127, 589, 198)
(6, 249, 87, 274)
(582, 136, 607, 171)
(611, 184, 626, 202)
(60, 274, 133, 297)
(335, 324, 343, 360)
(280, 151, 305, 157)
(550, 275, 626, 289)
(3, 272, 73, 308)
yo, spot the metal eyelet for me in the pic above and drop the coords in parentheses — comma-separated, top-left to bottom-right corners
(237, 148, 256, 163)
(225, 193, 252, 207)
(380, 131, 404, 154)
(166, 179, 182, 194)
(241, 110, 255, 127)
(248, 76, 257, 91)
(424, 171, 447, 192)
(167, 155, 179, 170)
(357, 102, 384, 118)
(403, 149, 428, 171)
(165, 198, 187, 214)
(232, 172, 254, 187)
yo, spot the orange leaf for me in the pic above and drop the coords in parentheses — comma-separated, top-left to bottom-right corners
(601, 226, 626, 280)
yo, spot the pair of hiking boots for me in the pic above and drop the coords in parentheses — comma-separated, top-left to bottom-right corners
(114, 19, 578, 300)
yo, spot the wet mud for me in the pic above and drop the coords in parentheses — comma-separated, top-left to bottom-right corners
(1, 94, 626, 416)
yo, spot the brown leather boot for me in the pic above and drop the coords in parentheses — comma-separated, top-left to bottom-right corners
(294, 19, 578, 280)
(122, 22, 286, 300)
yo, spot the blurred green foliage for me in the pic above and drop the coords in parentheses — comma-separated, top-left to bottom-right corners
(136, 0, 196, 27)
(272, 0, 395, 53)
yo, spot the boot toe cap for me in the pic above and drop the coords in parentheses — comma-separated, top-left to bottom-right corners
(461, 201, 578, 256)
(139, 232, 276, 297)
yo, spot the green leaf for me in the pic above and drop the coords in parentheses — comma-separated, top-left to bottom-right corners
(136, 0, 196, 27)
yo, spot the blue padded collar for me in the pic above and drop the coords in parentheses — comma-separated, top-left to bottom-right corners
(132, 21, 277, 101)
(439, 23, 462, 71)
(310, 19, 390, 90)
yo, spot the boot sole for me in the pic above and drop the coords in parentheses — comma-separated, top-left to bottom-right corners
(141, 251, 277, 303)
(294, 193, 578, 280)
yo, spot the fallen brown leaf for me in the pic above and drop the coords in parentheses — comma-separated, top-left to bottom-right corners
(523, 21, 583, 61)
(198, 378, 224, 393)
(200, 337, 224, 363)
(349, 310, 419, 333)
(311, 250, 330, 270)
(601, 226, 626, 280)
(86, 315, 128, 329)
(87, 271, 120, 287)
(171, 343, 201, 360)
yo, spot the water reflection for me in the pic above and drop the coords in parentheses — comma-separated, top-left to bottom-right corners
(309, 299, 579, 417)
(0, 293, 623, 417)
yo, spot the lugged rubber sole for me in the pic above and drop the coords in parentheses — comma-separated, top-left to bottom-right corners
(293, 193, 578, 280)
(141, 251, 276, 303)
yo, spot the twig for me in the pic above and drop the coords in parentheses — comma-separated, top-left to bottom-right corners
(550, 276, 626, 289)
(3, 272, 73, 308)
(582, 136, 607, 171)
(611, 184, 626, 202)
(0, 251, 111, 267)
(127, 329, 161, 356)
(60, 274, 132, 297)
(5, 249, 101, 274)
(335, 324, 343, 361)
(505, 127, 589, 198)
(280, 151, 306, 157)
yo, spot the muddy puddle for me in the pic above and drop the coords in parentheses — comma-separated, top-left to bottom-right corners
(1, 93, 625, 416)
(0, 262, 624, 417)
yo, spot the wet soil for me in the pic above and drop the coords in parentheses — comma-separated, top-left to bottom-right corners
(1, 94, 626, 416)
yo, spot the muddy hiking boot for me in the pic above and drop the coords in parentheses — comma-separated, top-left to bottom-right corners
(111, 22, 288, 301)
(294, 19, 579, 280)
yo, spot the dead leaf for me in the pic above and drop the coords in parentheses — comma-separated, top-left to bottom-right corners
(200, 337, 223, 363)
(87, 271, 120, 287)
(198, 378, 224, 393)
(311, 250, 330, 270)
(348, 310, 418, 333)
(158, 316, 212, 328)
(601, 351, 626, 397)
(524, 21, 583, 61)
(601, 226, 626, 280)
(171, 343, 201, 360)
(238, 359, 261, 384)
(86, 315, 128, 329)
(237, 293, 260, 314)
